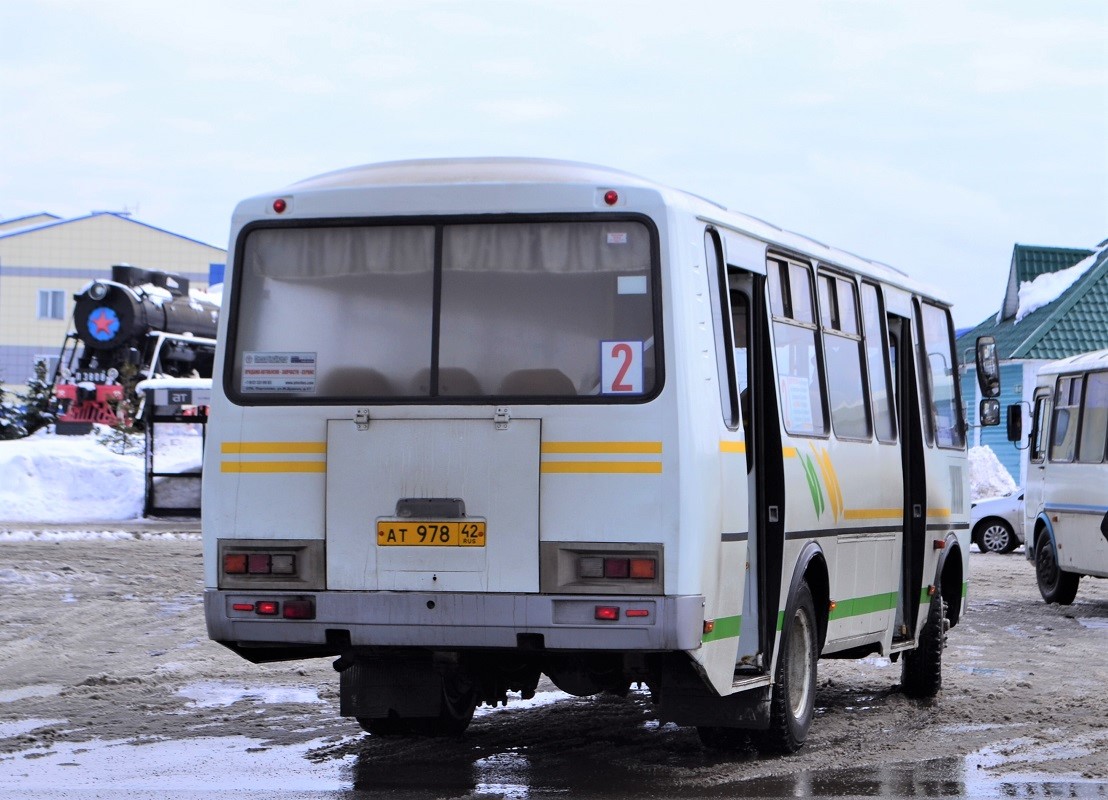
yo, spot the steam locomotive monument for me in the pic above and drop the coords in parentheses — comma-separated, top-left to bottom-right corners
(52, 265, 220, 435)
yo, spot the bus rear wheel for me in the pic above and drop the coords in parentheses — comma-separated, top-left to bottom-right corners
(752, 580, 817, 754)
(901, 593, 948, 699)
(1035, 537, 1080, 605)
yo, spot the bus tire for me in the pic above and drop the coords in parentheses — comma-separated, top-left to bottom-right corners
(753, 580, 817, 754)
(901, 594, 948, 699)
(1035, 537, 1080, 605)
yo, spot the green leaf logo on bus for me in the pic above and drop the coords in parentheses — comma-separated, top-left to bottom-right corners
(802, 444, 844, 522)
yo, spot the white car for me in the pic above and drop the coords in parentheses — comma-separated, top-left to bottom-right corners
(970, 490, 1025, 554)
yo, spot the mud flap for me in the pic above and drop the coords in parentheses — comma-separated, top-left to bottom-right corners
(339, 657, 444, 719)
(651, 654, 770, 730)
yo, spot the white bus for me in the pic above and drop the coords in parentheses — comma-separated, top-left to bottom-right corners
(202, 159, 998, 751)
(1015, 348, 1108, 604)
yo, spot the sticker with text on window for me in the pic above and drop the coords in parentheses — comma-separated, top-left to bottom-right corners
(607, 232, 628, 245)
(601, 340, 644, 394)
(241, 351, 317, 393)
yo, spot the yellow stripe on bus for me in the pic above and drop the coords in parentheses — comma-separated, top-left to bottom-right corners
(782, 447, 798, 458)
(221, 442, 327, 454)
(720, 441, 746, 453)
(540, 461, 663, 474)
(541, 441, 662, 454)
(221, 461, 327, 473)
(843, 508, 902, 520)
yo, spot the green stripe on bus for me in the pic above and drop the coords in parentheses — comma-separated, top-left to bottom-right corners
(829, 591, 899, 621)
(702, 615, 741, 643)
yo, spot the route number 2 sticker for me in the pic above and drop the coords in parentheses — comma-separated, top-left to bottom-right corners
(601, 340, 644, 394)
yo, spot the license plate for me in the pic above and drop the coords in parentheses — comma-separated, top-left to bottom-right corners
(376, 520, 486, 547)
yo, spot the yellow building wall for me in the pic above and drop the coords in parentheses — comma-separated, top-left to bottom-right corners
(0, 214, 225, 392)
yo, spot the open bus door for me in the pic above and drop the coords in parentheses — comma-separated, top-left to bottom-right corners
(887, 310, 926, 642)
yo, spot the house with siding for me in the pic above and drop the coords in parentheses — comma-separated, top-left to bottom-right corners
(0, 211, 225, 394)
(957, 240, 1108, 487)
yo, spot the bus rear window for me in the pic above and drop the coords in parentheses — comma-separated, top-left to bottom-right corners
(228, 219, 658, 402)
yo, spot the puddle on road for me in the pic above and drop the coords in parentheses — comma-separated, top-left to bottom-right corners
(175, 681, 324, 708)
(711, 758, 1107, 799)
(0, 685, 63, 704)
(0, 734, 1104, 799)
(0, 736, 349, 799)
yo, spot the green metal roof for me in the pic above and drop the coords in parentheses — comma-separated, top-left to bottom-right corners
(1013, 244, 1093, 284)
(957, 244, 1108, 360)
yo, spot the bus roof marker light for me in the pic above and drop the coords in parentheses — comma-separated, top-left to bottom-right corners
(603, 190, 619, 206)
(273, 198, 288, 213)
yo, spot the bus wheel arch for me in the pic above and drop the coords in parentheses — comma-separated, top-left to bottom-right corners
(938, 538, 964, 628)
(794, 543, 830, 652)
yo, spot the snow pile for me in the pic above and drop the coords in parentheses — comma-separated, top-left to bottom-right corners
(1015, 246, 1104, 322)
(968, 445, 1017, 500)
(0, 428, 145, 522)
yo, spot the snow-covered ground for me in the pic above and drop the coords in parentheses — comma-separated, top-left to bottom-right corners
(0, 424, 203, 526)
(0, 427, 1017, 526)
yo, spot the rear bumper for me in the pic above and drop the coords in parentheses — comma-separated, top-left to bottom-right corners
(204, 589, 706, 652)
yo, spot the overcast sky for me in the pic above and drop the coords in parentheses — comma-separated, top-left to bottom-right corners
(2, 1, 1105, 327)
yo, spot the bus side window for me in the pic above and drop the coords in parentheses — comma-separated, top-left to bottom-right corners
(916, 301, 966, 449)
(768, 257, 828, 437)
(705, 229, 740, 429)
(1029, 393, 1050, 463)
(1050, 376, 1082, 462)
(1077, 370, 1108, 463)
(818, 273, 871, 440)
(861, 283, 896, 442)
(728, 282, 752, 442)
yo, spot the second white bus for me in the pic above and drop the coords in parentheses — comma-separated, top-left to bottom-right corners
(1014, 348, 1108, 604)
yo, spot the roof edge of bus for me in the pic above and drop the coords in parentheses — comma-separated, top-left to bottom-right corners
(1035, 347, 1108, 375)
(282, 157, 669, 194)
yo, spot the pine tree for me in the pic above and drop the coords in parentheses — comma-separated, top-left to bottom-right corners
(97, 361, 143, 455)
(16, 359, 57, 435)
(0, 376, 27, 440)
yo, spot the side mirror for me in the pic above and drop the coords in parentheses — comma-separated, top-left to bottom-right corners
(980, 398, 1001, 427)
(1006, 404, 1022, 442)
(976, 336, 1000, 398)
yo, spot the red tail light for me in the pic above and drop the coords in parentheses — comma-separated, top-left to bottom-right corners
(629, 558, 656, 579)
(224, 554, 248, 574)
(282, 599, 315, 620)
(603, 558, 630, 579)
(594, 606, 619, 621)
(255, 601, 279, 616)
(247, 554, 272, 574)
